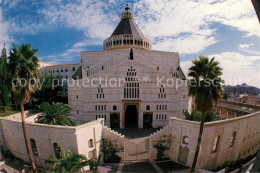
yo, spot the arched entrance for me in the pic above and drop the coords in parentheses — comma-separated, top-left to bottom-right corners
(125, 105, 138, 128)
(110, 113, 120, 128)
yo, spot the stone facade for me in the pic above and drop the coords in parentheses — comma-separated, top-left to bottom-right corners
(68, 48, 189, 128)
(40, 63, 80, 80)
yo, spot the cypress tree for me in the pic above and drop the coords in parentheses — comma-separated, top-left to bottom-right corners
(0, 43, 10, 113)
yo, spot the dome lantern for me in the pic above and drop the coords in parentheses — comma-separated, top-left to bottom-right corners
(103, 4, 152, 51)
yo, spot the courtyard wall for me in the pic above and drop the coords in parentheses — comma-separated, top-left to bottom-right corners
(0, 112, 104, 168)
(149, 111, 260, 170)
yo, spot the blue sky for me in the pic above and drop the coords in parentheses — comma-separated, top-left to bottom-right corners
(0, 0, 260, 87)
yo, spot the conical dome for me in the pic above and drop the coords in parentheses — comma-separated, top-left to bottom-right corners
(103, 4, 152, 51)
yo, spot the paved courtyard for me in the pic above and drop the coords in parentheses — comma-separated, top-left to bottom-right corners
(112, 128, 159, 139)
(99, 162, 157, 173)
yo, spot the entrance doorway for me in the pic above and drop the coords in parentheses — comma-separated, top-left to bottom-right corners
(110, 113, 120, 128)
(143, 113, 153, 128)
(125, 105, 138, 128)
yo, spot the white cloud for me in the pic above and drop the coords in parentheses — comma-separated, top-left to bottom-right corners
(239, 44, 253, 49)
(12, 0, 258, 55)
(38, 0, 120, 40)
(238, 43, 260, 55)
(133, 0, 259, 53)
(181, 52, 260, 87)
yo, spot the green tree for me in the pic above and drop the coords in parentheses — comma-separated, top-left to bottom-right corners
(46, 150, 90, 173)
(188, 56, 224, 172)
(0, 44, 10, 113)
(8, 43, 39, 172)
(31, 71, 62, 106)
(35, 102, 77, 126)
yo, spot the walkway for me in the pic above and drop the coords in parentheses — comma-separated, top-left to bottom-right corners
(0, 162, 20, 173)
(99, 162, 157, 173)
(111, 128, 158, 139)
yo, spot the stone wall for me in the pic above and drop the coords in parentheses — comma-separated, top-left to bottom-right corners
(102, 126, 125, 162)
(149, 111, 260, 170)
(0, 115, 104, 168)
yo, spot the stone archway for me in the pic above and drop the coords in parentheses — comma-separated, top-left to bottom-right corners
(110, 113, 120, 128)
(125, 105, 138, 128)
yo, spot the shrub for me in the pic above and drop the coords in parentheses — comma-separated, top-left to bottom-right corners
(153, 135, 171, 161)
(2, 149, 14, 160)
(101, 138, 121, 163)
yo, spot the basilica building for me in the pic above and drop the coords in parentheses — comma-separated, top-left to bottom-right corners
(41, 4, 190, 128)
(68, 4, 189, 128)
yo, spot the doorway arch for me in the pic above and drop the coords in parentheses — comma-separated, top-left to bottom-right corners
(125, 105, 138, 128)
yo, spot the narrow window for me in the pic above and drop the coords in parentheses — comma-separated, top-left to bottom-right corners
(113, 105, 117, 110)
(230, 131, 237, 147)
(212, 136, 220, 153)
(73, 67, 75, 71)
(88, 139, 94, 148)
(77, 110, 79, 114)
(76, 95, 78, 99)
(30, 139, 38, 156)
(53, 143, 61, 158)
(146, 105, 150, 110)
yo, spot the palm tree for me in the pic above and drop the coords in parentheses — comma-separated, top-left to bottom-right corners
(188, 56, 224, 172)
(35, 102, 77, 126)
(8, 44, 39, 172)
(46, 150, 90, 173)
(184, 109, 221, 122)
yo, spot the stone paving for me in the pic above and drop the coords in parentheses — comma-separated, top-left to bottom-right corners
(99, 162, 157, 173)
(0, 162, 19, 173)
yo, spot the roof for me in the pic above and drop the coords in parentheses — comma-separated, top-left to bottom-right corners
(42, 63, 80, 68)
(111, 18, 144, 38)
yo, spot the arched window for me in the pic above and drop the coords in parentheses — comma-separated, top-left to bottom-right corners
(182, 135, 189, 144)
(88, 139, 94, 148)
(146, 105, 150, 110)
(53, 142, 61, 158)
(30, 139, 38, 156)
(212, 136, 220, 153)
(113, 105, 117, 110)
